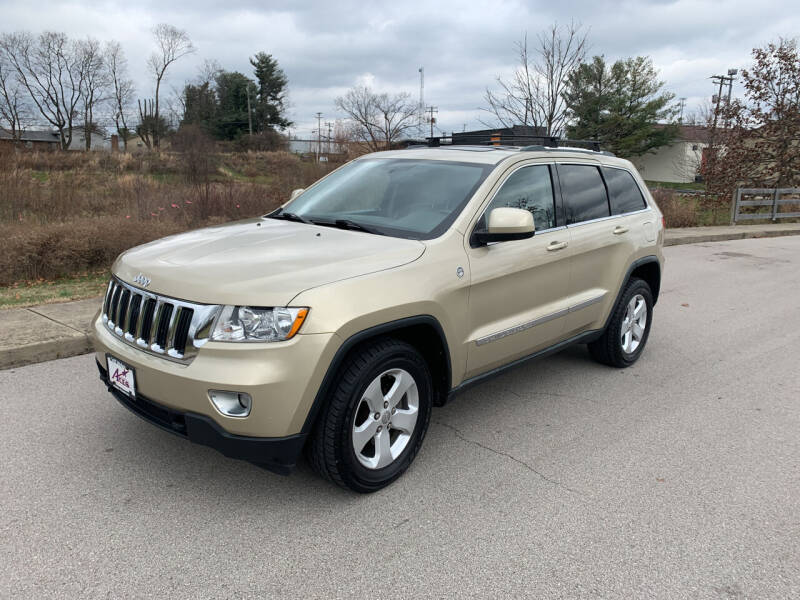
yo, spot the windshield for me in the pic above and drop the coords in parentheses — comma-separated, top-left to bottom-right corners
(277, 158, 493, 239)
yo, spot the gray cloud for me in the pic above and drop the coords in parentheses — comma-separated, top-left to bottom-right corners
(2, 0, 797, 136)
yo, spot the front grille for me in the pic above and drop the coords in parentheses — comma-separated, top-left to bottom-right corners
(102, 277, 220, 363)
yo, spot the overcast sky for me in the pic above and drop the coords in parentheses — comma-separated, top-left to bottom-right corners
(2, 0, 798, 138)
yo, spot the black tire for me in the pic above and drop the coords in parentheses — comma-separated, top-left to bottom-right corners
(588, 277, 654, 368)
(307, 337, 433, 493)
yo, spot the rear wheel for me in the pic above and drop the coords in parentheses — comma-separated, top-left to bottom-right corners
(307, 338, 432, 493)
(589, 278, 653, 368)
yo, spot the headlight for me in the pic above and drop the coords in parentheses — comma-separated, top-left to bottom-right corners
(211, 306, 308, 342)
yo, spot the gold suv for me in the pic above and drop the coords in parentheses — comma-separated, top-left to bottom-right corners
(93, 145, 664, 492)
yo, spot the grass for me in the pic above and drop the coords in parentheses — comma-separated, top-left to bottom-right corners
(0, 270, 108, 309)
(0, 149, 341, 286)
(646, 180, 706, 191)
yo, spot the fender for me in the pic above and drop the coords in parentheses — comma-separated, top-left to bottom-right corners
(300, 315, 452, 434)
(602, 255, 661, 331)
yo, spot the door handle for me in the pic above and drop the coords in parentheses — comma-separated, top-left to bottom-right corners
(613, 226, 629, 235)
(547, 240, 568, 251)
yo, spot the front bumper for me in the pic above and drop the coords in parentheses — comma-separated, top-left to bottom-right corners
(98, 361, 305, 474)
(92, 308, 342, 472)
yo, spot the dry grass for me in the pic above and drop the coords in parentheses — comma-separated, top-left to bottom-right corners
(0, 149, 339, 285)
(652, 189, 699, 228)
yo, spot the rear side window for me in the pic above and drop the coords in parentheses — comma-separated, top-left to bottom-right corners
(479, 165, 556, 231)
(559, 164, 610, 224)
(603, 167, 647, 215)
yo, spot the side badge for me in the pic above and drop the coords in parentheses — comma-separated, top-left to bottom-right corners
(456, 266, 465, 279)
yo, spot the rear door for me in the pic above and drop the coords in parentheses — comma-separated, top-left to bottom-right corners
(464, 162, 572, 378)
(557, 162, 641, 335)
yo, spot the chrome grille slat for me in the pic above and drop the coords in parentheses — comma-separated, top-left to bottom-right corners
(108, 285, 123, 327)
(125, 294, 143, 341)
(137, 298, 156, 345)
(153, 303, 174, 352)
(101, 276, 220, 364)
(115, 289, 130, 334)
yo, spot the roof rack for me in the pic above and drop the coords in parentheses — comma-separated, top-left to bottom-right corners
(416, 133, 613, 156)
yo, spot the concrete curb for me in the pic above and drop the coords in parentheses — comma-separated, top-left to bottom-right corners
(0, 299, 99, 370)
(664, 225, 800, 246)
(2, 225, 800, 371)
(1, 335, 93, 371)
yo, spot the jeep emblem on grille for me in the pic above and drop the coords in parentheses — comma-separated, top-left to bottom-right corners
(133, 273, 151, 288)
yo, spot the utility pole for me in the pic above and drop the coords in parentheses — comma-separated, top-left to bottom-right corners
(678, 97, 686, 123)
(710, 70, 736, 131)
(325, 121, 333, 154)
(426, 105, 438, 139)
(246, 86, 253, 136)
(708, 69, 737, 187)
(316, 112, 322, 161)
(418, 67, 425, 137)
(725, 68, 738, 105)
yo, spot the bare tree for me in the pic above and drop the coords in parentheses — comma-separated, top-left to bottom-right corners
(0, 49, 31, 140)
(335, 86, 418, 152)
(106, 40, 135, 150)
(0, 31, 85, 149)
(144, 23, 195, 148)
(483, 22, 589, 136)
(76, 37, 108, 150)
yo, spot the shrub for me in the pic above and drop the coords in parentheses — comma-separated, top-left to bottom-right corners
(652, 189, 698, 228)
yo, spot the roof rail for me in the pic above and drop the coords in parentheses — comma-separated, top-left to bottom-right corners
(520, 143, 615, 157)
(417, 134, 613, 156)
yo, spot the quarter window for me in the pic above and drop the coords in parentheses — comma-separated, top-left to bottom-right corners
(603, 167, 647, 215)
(559, 164, 610, 225)
(478, 165, 556, 231)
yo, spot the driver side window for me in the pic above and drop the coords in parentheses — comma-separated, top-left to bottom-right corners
(477, 164, 556, 232)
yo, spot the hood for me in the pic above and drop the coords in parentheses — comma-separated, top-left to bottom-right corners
(112, 217, 425, 306)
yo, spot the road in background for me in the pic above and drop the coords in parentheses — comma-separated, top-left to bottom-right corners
(2, 237, 799, 599)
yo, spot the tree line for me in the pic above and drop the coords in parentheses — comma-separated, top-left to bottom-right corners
(333, 22, 680, 158)
(179, 53, 291, 142)
(0, 31, 138, 150)
(0, 25, 292, 150)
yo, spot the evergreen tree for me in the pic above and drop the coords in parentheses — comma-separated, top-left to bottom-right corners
(249, 52, 291, 131)
(563, 55, 679, 157)
(182, 81, 218, 132)
(214, 71, 256, 140)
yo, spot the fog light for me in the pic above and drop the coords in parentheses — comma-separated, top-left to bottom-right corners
(209, 390, 252, 417)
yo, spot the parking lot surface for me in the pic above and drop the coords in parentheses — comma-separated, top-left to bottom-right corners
(2, 236, 799, 599)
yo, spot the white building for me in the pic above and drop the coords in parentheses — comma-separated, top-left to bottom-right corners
(632, 125, 710, 184)
(68, 129, 111, 151)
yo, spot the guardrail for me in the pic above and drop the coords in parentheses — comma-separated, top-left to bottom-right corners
(732, 188, 800, 223)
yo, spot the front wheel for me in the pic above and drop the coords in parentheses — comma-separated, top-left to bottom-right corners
(588, 278, 653, 368)
(307, 338, 432, 493)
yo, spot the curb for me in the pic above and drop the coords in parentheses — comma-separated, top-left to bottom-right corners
(664, 228, 800, 246)
(0, 335, 93, 371)
(2, 227, 800, 372)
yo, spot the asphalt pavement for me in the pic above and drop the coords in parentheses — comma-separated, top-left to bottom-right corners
(2, 236, 799, 599)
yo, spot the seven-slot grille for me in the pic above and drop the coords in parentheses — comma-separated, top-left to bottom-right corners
(102, 277, 220, 362)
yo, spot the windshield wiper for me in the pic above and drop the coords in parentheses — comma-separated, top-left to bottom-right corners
(270, 211, 312, 224)
(332, 219, 383, 235)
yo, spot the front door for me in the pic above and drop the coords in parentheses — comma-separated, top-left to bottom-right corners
(465, 163, 572, 379)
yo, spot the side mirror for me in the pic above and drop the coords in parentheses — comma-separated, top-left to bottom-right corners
(290, 188, 305, 201)
(473, 207, 535, 246)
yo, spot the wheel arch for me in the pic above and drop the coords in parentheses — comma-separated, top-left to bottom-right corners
(603, 255, 661, 331)
(300, 315, 452, 435)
